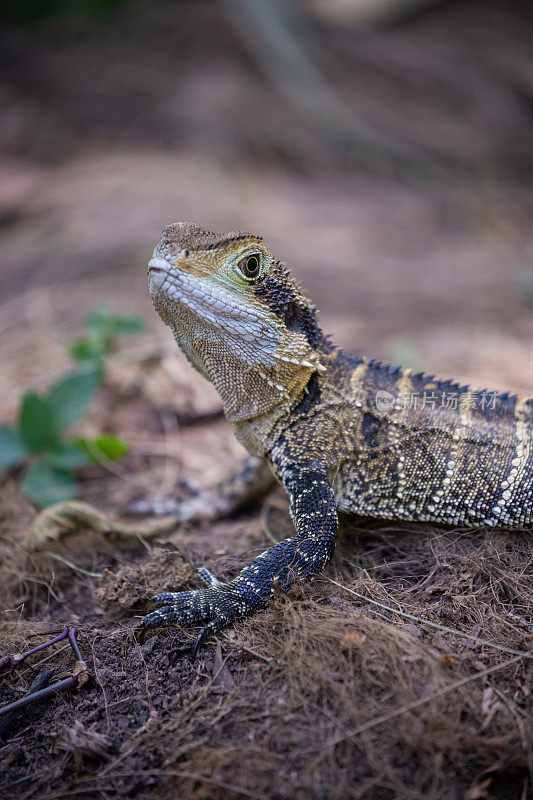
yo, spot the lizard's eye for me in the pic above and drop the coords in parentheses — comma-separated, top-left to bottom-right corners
(238, 253, 262, 281)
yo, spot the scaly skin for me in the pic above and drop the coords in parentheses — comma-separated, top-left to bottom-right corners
(140, 222, 533, 651)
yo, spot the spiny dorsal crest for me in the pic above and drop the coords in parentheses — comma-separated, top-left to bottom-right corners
(161, 222, 263, 254)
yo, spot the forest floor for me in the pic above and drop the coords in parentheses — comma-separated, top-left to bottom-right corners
(1, 183, 532, 797)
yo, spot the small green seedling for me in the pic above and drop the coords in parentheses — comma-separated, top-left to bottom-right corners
(0, 306, 144, 507)
(69, 305, 145, 372)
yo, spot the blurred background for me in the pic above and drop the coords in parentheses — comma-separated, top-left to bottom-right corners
(1, 0, 532, 413)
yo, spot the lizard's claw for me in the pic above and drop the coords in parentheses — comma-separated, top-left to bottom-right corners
(138, 568, 266, 653)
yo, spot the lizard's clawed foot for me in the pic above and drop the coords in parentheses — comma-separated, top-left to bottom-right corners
(128, 494, 225, 522)
(138, 567, 266, 656)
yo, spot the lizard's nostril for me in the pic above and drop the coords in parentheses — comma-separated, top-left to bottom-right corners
(148, 256, 172, 273)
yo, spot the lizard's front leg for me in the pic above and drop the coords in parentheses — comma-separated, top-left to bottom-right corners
(139, 460, 338, 652)
(130, 456, 275, 521)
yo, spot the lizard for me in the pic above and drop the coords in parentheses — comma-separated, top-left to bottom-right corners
(139, 222, 533, 652)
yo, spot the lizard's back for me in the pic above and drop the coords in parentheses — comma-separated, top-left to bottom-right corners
(299, 352, 533, 529)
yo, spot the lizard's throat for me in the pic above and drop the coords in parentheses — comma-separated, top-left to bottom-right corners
(169, 314, 318, 422)
(173, 318, 316, 422)
(150, 267, 324, 422)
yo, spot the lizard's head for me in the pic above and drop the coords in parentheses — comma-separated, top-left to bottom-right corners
(148, 222, 327, 421)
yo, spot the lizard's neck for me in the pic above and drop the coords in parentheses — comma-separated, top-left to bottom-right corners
(233, 347, 339, 457)
(170, 312, 324, 424)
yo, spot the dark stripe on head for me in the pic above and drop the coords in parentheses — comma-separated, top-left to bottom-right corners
(254, 271, 324, 349)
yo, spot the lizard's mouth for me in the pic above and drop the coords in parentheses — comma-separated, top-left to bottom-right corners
(147, 256, 279, 345)
(148, 255, 173, 278)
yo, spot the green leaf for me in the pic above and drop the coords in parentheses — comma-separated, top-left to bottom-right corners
(75, 434, 129, 462)
(19, 392, 62, 453)
(69, 336, 105, 362)
(47, 443, 91, 469)
(86, 305, 113, 333)
(87, 306, 144, 337)
(47, 367, 100, 429)
(93, 435, 129, 461)
(0, 425, 27, 470)
(20, 464, 77, 508)
(113, 315, 145, 335)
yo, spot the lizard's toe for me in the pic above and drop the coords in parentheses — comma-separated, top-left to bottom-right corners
(138, 582, 264, 638)
(140, 603, 205, 628)
(151, 590, 195, 608)
(193, 621, 224, 657)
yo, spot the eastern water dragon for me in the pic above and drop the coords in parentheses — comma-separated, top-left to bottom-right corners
(139, 222, 532, 651)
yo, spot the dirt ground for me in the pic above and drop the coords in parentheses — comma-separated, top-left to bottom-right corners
(1, 1, 533, 799)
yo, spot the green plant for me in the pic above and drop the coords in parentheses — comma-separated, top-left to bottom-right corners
(69, 305, 144, 369)
(0, 306, 144, 507)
